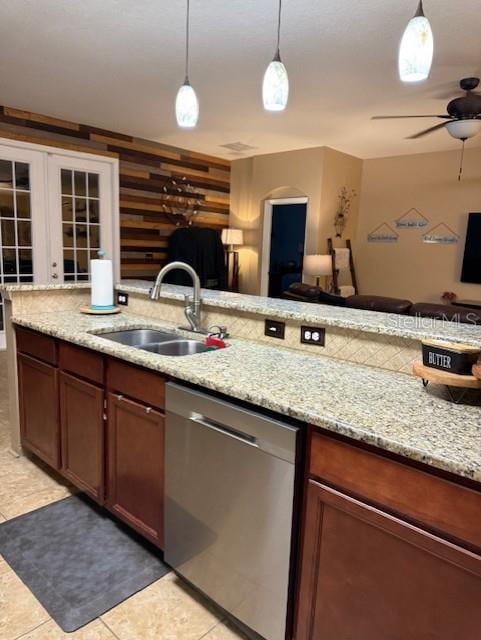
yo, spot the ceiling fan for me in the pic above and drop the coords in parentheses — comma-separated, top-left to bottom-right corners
(372, 77, 481, 140)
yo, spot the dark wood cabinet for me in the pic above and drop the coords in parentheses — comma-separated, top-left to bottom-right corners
(59, 371, 105, 503)
(16, 328, 166, 549)
(296, 479, 481, 640)
(17, 353, 60, 469)
(106, 393, 164, 548)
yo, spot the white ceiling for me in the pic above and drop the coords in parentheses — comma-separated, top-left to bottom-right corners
(1, 0, 480, 160)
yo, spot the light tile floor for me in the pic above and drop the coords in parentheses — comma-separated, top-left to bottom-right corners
(0, 352, 247, 640)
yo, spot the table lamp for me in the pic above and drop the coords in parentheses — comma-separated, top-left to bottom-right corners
(221, 228, 244, 292)
(303, 254, 332, 289)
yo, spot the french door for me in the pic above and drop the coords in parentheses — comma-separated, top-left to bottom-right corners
(0, 140, 118, 347)
(48, 155, 116, 283)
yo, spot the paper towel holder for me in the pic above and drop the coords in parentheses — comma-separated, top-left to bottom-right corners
(80, 249, 121, 315)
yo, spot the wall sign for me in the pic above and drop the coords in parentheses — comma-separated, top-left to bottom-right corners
(368, 223, 399, 243)
(395, 208, 429, 229)
(423, 223, 459, 245)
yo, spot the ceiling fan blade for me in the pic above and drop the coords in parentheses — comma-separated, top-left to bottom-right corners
(372, 115, 450, 119)
(406, 122, 448, 139)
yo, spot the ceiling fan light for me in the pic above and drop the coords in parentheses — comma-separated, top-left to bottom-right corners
(263, 55, 289, 111)
(175, 80, 199, 128)
(398, 4, 433, 83)
(446, 119, 481, 140)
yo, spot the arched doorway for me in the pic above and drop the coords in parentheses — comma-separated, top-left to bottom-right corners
(260, 194, 308, 297)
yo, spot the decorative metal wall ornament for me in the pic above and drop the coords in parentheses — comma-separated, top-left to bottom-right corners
(161, 175, 201, 224)
(334, 187, 357, 237)
(395, 207, 429, 228)
(367, 223, 399, 243)
(423, 222, 460, 244)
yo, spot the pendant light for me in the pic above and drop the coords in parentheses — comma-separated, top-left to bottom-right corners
(262, 0, 289, 111)
(398, 0, 434, 83)
(175, 0, 199, 127)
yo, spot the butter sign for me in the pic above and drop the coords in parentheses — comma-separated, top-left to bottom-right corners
(427, 352, 451, 369)
(422, 341, 481, 376)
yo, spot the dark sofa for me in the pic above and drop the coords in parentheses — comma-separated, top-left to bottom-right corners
(282, 283, 481, 325)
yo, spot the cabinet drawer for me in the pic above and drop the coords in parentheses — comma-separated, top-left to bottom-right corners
(107, 358, 165, 410)
(310, 430, 481, 551)
(59, 341, 104, 385)
(16, 326, 57, 365)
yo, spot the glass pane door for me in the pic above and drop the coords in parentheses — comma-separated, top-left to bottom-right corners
(48, 154, 116, 284)
(0, 146, 46, 344)
(60, 168, 101, 281)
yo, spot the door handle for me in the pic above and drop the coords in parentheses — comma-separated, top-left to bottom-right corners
(189, 415, 258, 448)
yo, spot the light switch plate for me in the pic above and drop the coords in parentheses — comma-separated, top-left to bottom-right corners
(265, 319, 285, 339)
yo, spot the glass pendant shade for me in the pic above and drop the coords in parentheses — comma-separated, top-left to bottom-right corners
(398, 3, 433, 83)
(263, 53, 289, 111)
(175, 80, 199, 128)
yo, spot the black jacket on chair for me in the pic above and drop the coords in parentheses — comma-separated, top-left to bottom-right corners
(164, 226, 227, 289)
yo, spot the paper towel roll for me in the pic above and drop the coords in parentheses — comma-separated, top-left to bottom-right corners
(339, 285, 355, 297)
(91, 258, 114, 308)
(334, 248, 350, 271)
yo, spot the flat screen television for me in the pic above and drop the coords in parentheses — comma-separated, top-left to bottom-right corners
(461, 212, 481, 284)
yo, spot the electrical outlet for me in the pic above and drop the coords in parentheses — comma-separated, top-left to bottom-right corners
(300, 326, 325, 346)
(264, 319, 285, 339)
(117, 291, 129, 306)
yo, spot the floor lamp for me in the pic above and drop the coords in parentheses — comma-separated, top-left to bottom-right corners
(303, 254, 333, 290)
(222, 228, 244, 292)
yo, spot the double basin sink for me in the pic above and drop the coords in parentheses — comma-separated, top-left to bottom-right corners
(97, 328, 217, 357)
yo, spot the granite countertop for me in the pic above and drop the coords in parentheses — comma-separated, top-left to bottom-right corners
(4, 280, 481, 347)
(117, 280, 481, 348)
(11, 308, 481, 483)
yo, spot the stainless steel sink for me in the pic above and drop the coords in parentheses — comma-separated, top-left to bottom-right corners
(95, 328, 219, 356)
(140, 340, 217, 357)
(98, 328, 178, 346)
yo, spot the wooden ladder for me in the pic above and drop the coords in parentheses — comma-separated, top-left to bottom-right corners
(327, 238, 358, 295)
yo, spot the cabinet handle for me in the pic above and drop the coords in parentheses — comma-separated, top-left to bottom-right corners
(145, 407, 152, 414)
(116, 394, 124, 401)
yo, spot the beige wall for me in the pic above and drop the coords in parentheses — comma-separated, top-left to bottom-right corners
(230, 146, 362, 294)
(355, 146, 481, 303)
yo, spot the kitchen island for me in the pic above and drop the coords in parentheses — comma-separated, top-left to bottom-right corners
(3, 282, 481, 640)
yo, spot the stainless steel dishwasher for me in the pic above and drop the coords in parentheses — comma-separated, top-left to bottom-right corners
(165, 383, 300, 640)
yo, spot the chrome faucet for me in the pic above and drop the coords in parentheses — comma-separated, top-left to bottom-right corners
(150, 261, 206, 333)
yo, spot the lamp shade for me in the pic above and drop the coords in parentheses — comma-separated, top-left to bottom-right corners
(303, 254, 332, 277)
(446, 119, 481, 140)
(221, 228, 244, 246)
(262, 56, 289, 111)
(398, 2, 433, 83)
(175, 80, 199, 128)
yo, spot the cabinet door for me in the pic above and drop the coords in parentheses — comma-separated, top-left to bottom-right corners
(106, 393, 164, 548)
(18, 353, 60, 469)
(60, 372, 105, 503)
(296, 480, 481, 640)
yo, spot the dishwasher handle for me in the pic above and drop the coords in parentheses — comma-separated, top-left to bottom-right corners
(189, 415, 259, 448)
(166, 383, 299, 463)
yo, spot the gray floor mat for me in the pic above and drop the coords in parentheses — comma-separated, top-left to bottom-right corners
(0, 494, 170, 632)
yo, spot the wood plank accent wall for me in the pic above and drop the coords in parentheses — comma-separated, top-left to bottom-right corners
(0, 106, 230, 279)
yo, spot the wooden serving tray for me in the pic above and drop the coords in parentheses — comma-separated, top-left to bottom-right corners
(413, 361, 481, 389)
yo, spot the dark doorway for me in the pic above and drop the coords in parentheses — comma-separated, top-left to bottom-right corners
(268, 203, 307, 298)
